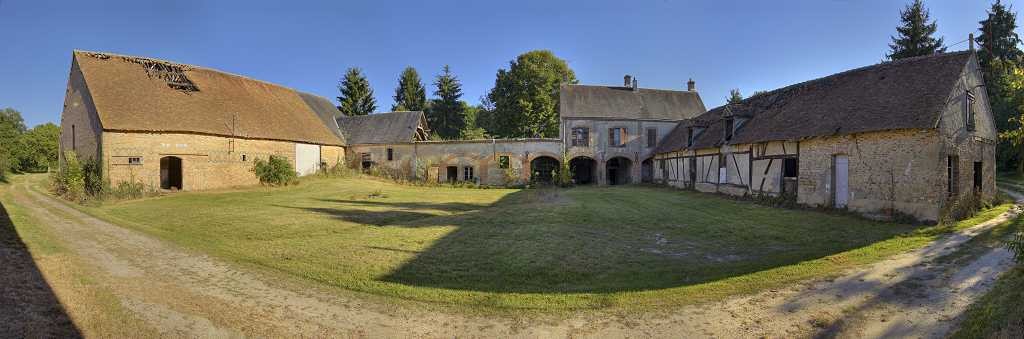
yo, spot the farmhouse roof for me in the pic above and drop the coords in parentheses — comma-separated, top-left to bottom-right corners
(336, 111, 429, 145)
(560, 84, 707, 121)
(656, 51, 974, 153)
(72, 50, 345, 146)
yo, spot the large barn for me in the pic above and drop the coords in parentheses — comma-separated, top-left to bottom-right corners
(58, 50, 346, 191)
(653, 51, 997, 222)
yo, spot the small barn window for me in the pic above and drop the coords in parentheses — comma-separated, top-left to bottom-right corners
(128, 157, 142, 165)
(647, 128, 658, 148)
(71, 125, 76, 151)
(783, 158, 798, 178)
(387, 148, 394, 161)
(947, 156, 959, 196)
(241, 154, 247, 162)
(965, 90, 976, 131)
(498, 156, 510, 169)
(571, 127, 589, 147)
(724, 118, 735, 141)
(609, 128, 626, 147)
(463, 166, 474, 181)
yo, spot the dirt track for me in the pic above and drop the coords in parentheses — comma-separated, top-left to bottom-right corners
(7, 181, 1019, 338)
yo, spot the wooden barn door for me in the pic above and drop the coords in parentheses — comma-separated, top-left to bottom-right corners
(834, 155, 849, 208)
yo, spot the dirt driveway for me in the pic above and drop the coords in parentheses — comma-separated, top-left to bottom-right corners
(6, 181, 1020, 338)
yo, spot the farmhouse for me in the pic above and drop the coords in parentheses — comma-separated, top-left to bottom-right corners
(652, 50, 996, 221)
(58, 50, 345, 191)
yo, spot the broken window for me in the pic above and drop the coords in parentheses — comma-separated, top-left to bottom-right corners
(498, 156, 510, 169)
(571, 127, 589, 147)
(783, 158, 798, 178)
(128, 157, 142, 165)
(463, 166, 474, 181)
(966, 90, 976, 131)
(724, 118, 735, 141)
(948, 156, 959, 196)
(647, 128, 657, 148)
(387, 148, 394, 161)
(609, 128, 626, 147)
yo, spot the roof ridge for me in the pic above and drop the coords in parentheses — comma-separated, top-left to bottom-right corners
(565, 83, 698, 94)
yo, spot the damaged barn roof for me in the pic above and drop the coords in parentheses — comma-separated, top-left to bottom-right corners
(336, 111, 429, 145)
(560, 84, 706, 121)
(72, 50, 345, 146)
(656, 51, 974, 153)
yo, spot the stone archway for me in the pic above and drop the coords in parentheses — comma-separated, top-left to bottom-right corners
(605, 157, 632, 185)
(641, 158, 654, 183)
(569, 156, 597, 185)
(530, 156, 560, 184)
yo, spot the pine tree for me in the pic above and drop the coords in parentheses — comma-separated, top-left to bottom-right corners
(977, 0, 1022, 68)
(426, 65, 467, 139)
(726, 89, 744, 104)
(391, 66, 427, 111)
(887, 0, 946, 60)
(337, 68, 376, 116)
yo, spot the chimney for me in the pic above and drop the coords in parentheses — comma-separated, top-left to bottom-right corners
(969, 33, 975, 51)
(632, 78, 639, 92)
(624, 74, 633, 88)
(687, 78, 696, 92)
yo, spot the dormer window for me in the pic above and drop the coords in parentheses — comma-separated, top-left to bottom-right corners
(687, 127, 694, 147)
(965, 90, 976, 131)
(724, 118, 735, 141)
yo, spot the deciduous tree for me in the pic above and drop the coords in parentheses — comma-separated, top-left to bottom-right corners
(486, 50, 577, 138)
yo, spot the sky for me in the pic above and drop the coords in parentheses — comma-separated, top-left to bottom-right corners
(0, 0, 1019, 128)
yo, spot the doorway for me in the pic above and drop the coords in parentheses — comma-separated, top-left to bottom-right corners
(834, 155, 849, 208)
(570, 157, 596, 185)
(641, 158, 654, 183)
(446, 166, 458, 182)
(160, 156, 183, 190)
(606, 157, 632, 185)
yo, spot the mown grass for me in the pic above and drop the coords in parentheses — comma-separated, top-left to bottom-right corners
(58, 175, 1011, 311)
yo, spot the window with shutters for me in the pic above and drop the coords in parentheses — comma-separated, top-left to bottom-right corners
(609, 128, 626, 147)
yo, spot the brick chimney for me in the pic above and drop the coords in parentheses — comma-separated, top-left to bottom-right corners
(624, 75, 633, 88)
(687, 78, 696, 92)
(632, 78, 639, 92)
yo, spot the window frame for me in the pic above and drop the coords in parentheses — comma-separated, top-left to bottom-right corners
(965, 90, 976, 131)
(646, 128, 658, 148)
(571, 127, 590, 147)
(127, 156, 142, 165)
(498, 155, 510, 169)
(608, 127, 626, 147)
(386, 147, 394, 161)
(724, 118, 735, 141)
(687, 127, 694, 147)
(463, 166, 474, 181)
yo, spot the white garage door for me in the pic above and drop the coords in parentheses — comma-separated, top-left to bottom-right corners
(295, 143, 321, 176)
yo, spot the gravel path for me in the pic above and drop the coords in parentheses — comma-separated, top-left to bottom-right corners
(11, 181, 1020, 338)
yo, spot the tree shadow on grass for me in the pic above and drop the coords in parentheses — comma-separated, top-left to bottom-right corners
(0, 201, 81, 337)
(300, 189, 916, 294)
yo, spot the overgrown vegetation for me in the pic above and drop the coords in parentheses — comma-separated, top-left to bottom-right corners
(251, 155, 298, 186)
(1, 107, 59, 175)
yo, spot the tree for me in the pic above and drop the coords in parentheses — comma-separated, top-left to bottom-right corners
(460, 103, 488, 139)
(391, 67, 427, 112)
(13, 123, 59, 172)
(337, 68, 376, 116)
(727, 89, 744, 104)
(887, 0, 946, 60)
(977, 0, 1022, 68)
(425, 65, 468, 139)
(487, 50, 577, 138)
(0, 108, 26, 174)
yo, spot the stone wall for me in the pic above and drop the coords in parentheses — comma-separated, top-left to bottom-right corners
(561, 118, 680, 184)
(103, 131, 344, 191)
(346, 139, 563, 186)
(59, 57, 104, 164)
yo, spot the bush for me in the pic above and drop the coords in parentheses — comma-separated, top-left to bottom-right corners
(252, 155, 298, 186)
(82, 156, 104, 196)
(52, 151, 86, 201)
(1010, 232, 1024, 264)
(318, 162, 357, 178)
(939, 193, 984, 225)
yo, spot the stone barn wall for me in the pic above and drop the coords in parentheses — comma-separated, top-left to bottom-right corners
(103, 131, 344, 191)
(346, 139, 563, 186)
(58, 58, 104, 164)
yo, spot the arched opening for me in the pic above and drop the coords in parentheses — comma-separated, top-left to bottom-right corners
(530, 156, 560, 184)
(160, 156, 183, 190)
(569, 156, 596, 185)
(605, 157, 632, 185)
(641, 158, 654, 183)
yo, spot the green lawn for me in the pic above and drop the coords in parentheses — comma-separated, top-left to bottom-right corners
(58, 176, 1009, 311)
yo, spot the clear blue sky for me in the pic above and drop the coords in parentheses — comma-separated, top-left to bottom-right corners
(1, 0, 1018, 127)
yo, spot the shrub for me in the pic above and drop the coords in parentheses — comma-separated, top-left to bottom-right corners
(252, 155, 297, 186)
(318, 162, 357, 178)
(52, 151, 86, 201)
(110, 181, 146, 200)
(939, 193, 984, 225)
(82, 156, 104, 196)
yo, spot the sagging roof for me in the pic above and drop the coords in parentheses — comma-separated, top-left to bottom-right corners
(560, 84, 706, 121)
(336, 111, 430, 145)
(72, 50, 345, 146)
(656, 51, 974, 153)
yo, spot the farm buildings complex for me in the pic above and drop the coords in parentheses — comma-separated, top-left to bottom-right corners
(59, 50, 995, 221)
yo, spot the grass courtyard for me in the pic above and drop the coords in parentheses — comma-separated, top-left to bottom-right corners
(59, 176, 1009, 311)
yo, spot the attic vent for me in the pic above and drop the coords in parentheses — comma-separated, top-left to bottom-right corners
(119, 56, 200, 92)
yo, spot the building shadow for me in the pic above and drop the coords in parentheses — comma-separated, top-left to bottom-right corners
(0, 201, 81, 337)
(296, 188, 915, 294)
